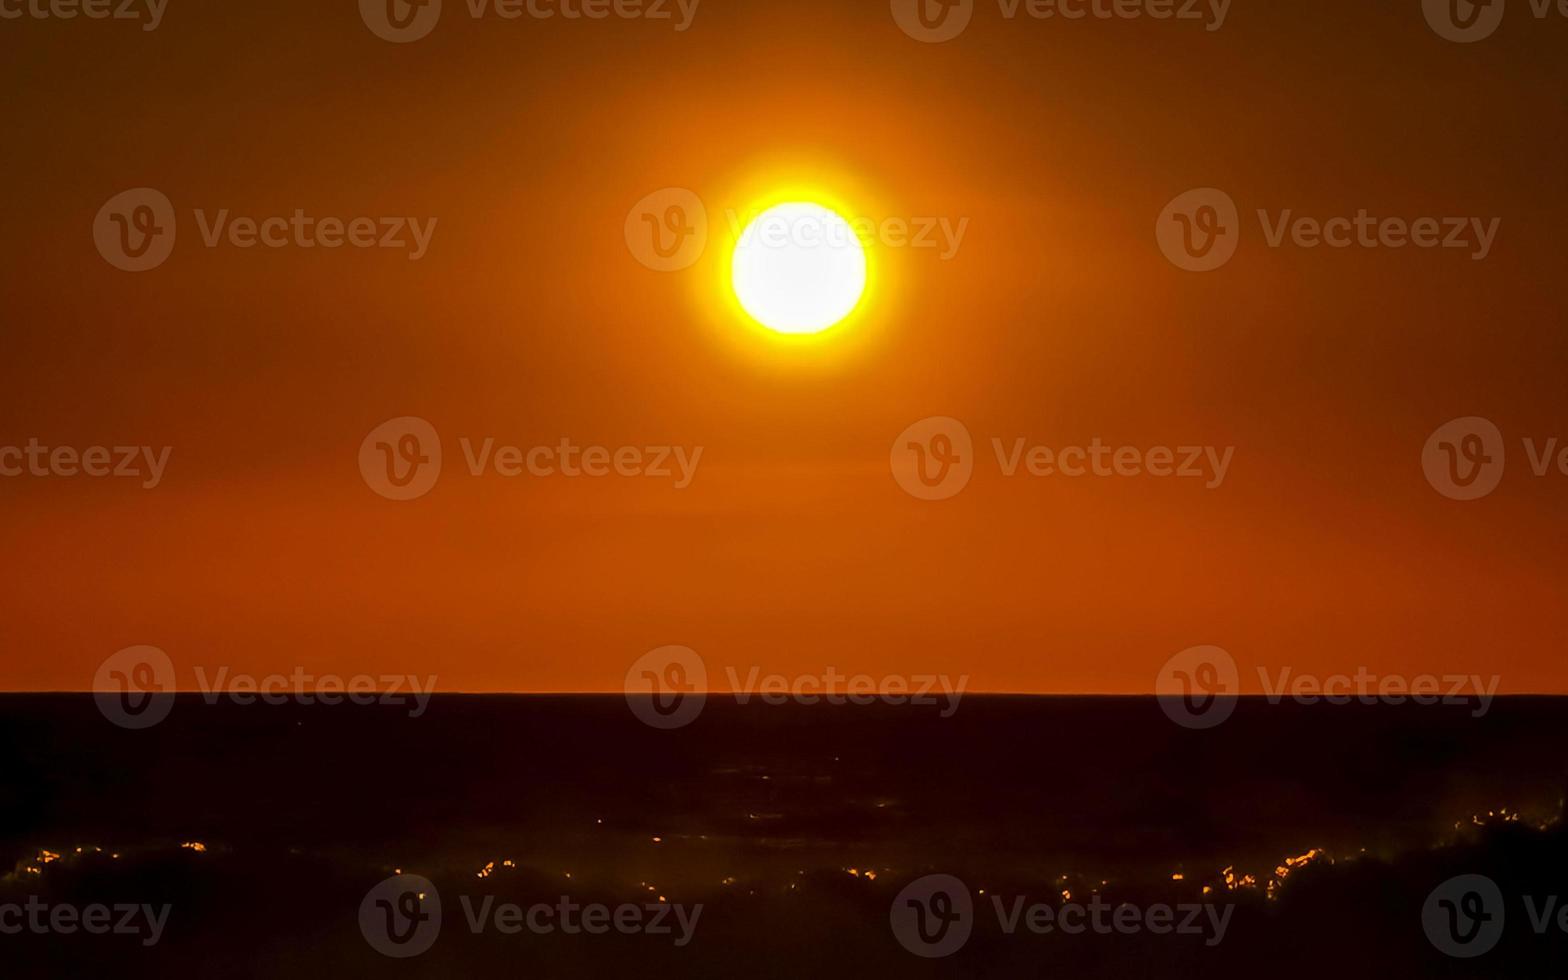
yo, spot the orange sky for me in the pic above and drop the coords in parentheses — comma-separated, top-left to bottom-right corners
(2, 1, 1566, 692)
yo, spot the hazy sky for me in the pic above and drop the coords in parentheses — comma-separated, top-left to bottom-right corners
(2, 0, 1566, 692)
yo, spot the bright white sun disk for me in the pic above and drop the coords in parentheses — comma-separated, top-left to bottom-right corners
(731, 202, 867, 334)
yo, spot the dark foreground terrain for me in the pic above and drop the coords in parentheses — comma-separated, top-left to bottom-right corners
(2, 695, 1565, 977)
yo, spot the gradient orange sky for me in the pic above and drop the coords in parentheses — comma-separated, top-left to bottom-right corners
(2, 0, 1566, 692)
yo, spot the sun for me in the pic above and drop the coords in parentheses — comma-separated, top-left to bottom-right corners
(730, 202, 868, 335)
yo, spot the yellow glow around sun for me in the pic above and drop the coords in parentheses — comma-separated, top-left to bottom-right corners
(730, 202, 868, 335)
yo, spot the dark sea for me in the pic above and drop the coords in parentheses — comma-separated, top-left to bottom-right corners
(2, 695, 1565, 977)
